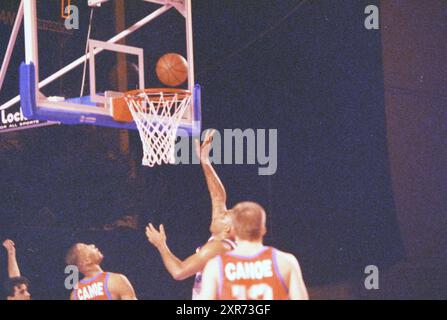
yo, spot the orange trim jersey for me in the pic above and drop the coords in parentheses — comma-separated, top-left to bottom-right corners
(71, 272, 113, 300)
(217, 247, 289, 300)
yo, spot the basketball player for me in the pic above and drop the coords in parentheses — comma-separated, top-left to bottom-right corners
(199, 202, 309, 300)
(2, 239, 31, 300)
(65, 243, 137, 300)
(146, 130, 236, 299)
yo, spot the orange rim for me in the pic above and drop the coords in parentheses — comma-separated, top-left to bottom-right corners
(125, 88, 191, 101)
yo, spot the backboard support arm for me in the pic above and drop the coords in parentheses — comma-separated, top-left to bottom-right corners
(1, 1, 173, 111)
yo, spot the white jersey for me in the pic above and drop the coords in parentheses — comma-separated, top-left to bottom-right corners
(192, 237, 237, 300)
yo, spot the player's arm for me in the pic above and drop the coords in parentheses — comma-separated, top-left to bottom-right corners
(198, 257, 219, 300)
(287, 254, 309, 300)
(195, 130, 227, 218)
(108, 274, 137, 300)
(146, 224, 228, 280)
(2, 239, 21, 278)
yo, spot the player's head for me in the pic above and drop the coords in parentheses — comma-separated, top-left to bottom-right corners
(3, 277, 31, 300)
(230, 202, 267, 242)
(210, 211, 233, 238)
(65, 243, 104, 273)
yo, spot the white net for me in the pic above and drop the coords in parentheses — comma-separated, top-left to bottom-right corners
(125, 89, 191, 167)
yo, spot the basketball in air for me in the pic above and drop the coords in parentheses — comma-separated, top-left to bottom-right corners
(156, 53, 188, 87)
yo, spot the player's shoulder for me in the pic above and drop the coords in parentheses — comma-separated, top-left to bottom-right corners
(107, 272, 130, 284)
(272, 248, 300, 267)
(108, 272, 128, 278)
(106, 273, 133, 293)
(104, 272, 136, 300)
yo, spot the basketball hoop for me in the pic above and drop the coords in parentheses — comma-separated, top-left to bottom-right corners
(123, 88, 191, 167)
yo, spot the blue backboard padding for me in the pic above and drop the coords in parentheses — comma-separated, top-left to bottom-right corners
(192, 84, 202, 137)
(20, 62, 37, 119)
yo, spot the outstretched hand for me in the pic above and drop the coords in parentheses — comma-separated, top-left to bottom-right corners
(195, 129, 216, 164)
(145, 223, 167, 249)
(2, 239, 16, 255)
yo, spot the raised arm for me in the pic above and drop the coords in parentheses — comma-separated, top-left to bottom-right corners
(3, 239, 21, 278)
(146, 223, 229, 280)
(195, 130, 227, 218)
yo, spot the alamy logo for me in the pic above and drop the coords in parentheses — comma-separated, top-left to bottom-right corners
(364, 265, 379, 290)
(64, 5, 79, 30)
(364, 5, 380, 30)
(175, 128, 278, 176)
(65, 265, 79, 290)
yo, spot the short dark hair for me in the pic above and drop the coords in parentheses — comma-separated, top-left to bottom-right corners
(3, 277, 30, 299)
(65, 243, 82, 266)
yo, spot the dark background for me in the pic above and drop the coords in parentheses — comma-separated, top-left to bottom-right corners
(0, 0, 445, 299)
